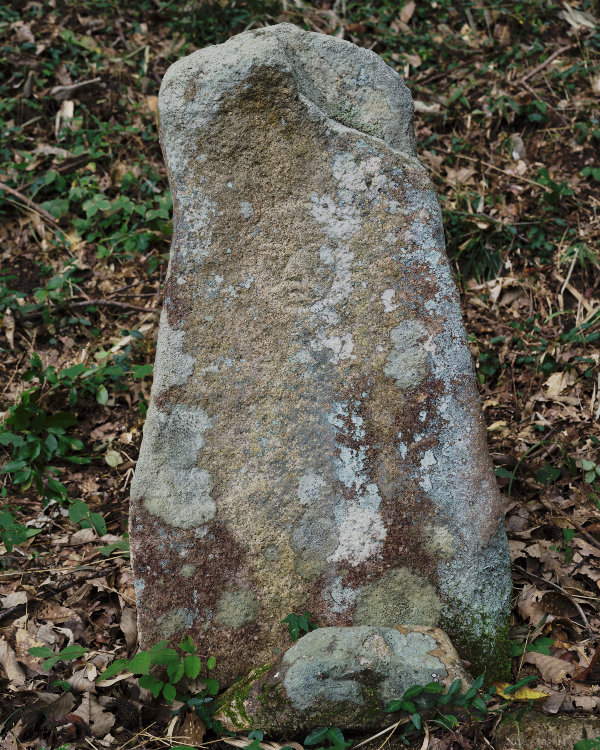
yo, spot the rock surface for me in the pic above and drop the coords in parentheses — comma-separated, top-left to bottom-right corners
(129, 22, 511, 685)
(494, 712, 600, 750)
(215, 625, 471, 734)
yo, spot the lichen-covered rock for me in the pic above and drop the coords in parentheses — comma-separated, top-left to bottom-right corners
(215, 626, 471, 734)
(129, 22, 511, 685)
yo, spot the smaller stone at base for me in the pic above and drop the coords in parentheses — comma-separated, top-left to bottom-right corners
(215, 625, 471, 735)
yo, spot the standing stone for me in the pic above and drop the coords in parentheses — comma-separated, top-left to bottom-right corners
(130, 23, 511, 686)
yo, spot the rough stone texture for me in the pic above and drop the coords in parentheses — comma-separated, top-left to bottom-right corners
(494, 712, 600, 750)
(215, 625, 471, 734)
(129, 22, 511, 685)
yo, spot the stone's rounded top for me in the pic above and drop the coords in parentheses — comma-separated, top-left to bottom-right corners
(159, 22, 416, 157)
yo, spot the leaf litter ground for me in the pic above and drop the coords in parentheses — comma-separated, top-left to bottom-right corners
(0, 1, 599, 748)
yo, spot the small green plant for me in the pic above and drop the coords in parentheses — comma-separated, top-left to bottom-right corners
(29, 644, 89, 670)
(550, 528, 576, 564)
(98, 533, 130, 558)
(384, 675, 488, 733)
(574, 739, 600, 750)
(281, 611, 319, 642)
(510, 635, 554, 658)
(0, 504, 40, 552)
(582, 459, 600, 488)
(303, 726, 352, 750)
(97, 636, 220, 729)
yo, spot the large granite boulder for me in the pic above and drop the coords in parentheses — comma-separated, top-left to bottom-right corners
(215, 625, 472, 735)
(129, 22, 511, 685)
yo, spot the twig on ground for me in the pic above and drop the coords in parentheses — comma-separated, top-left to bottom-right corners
(539, 496, 600, 554)
(50, 77, 105, 100)
(0, 181, 59, 225)
(518, 44, 573, 84)
(0, 566, 117, 624)
(514, 564, 595, 636)
(21, 299, 160, 319)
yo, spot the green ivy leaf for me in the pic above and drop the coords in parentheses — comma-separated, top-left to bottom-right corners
(132, 364, 153, 379)
(281, 613, 300, 642)
(179, 635, 196, 654)
(68, 501, 90, 524)
(97, 658, 129, 681)
(304, 727, 328, 746)
(402, 684, 424, 699)
(423, 682, 445, 694)
(167, 658, 185, 685)
(89, 512, 107, 536)
(184, 655, 202, 679)
(139, 673, 164, 697)
(128, 651, 152, 675)
(162, 682, 177, 703)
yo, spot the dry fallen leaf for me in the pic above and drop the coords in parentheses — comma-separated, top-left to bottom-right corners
(540, 591, 579, 618)
(572, 695, 600, 710)
(523, 652, 576, 683)
(493, 682, 552, 701)
(0, 638, 26, 688)
(73, 692, 116, 736)
(518, 585, 548, 627)
(399, 0, 416, 25)
(541, 691, 569, 714)
(3, 307, 15, 348)
(177, 711, 206, 745)
(545, 371, 566, 397)
(68, 663, 98, 693)
(559, 1, 597, 29)
(119, 605, 137, 650)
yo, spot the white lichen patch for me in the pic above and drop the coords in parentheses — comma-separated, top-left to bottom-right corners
(158, 607, 197, 637)
(384, 319, 431, 390)
(152, 314, 195, 397)
(320, 333, 356, 363)
(328, 503, 386, 565)
(327, 402, 386, 567)
(331, 152, 385, 193)
(310, 194, 360, 240)
(297, 472, 327, 504)
(328, 575, 359, 614)
(239, 201, 254, 218)
(381, 288, 398, 312)
(131, 404, 216, 529)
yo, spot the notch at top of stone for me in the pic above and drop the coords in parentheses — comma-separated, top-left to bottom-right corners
(159, 23, 416, 161)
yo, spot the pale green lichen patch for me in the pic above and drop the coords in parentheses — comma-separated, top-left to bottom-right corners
(214, 589, 261, 629)
(180, 564, 196, 578)
(353, 567, 442, 627)
(424, 524, 456, 560)
(132, 403, 216, 529)
(157, 607, 197, 637)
